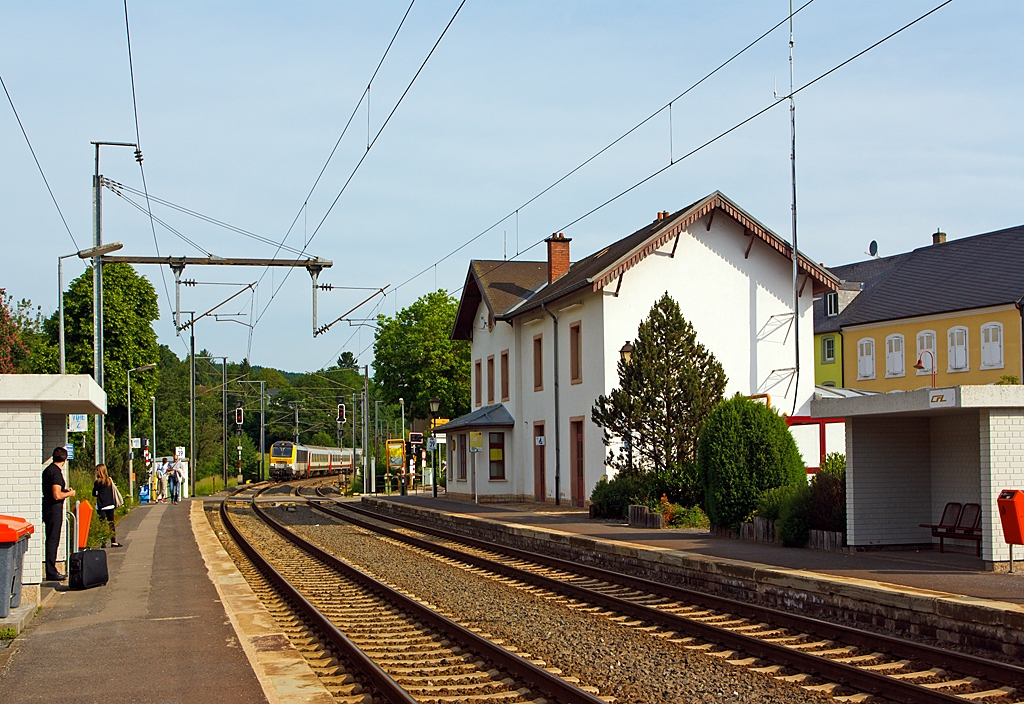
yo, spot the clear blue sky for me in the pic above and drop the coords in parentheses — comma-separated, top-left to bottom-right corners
(2, 1, 1021, 372)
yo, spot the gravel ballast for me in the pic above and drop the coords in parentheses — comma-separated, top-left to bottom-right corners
(272, 503, 830, 704)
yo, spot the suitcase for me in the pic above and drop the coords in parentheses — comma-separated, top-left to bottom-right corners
(69, 549, 108, 590)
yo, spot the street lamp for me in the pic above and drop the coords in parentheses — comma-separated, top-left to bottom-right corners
(127, 363, 156, 500)
(619, 341, 634, 472)
(913, 349, 937, 389)
(429, 396, 440, 498)
(58, 241, 124, 374)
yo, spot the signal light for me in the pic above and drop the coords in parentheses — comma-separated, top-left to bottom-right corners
(235, 407, 244, 425)
(409, 432, 424, 445)
(337, 403, 346, 423)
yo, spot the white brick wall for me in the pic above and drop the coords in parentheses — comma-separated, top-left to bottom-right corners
(980, 409, 1024, 562)
(0, 404, 44, 584)
(847, 415, 932, 546)
(928, 412, 982, 553)
(41, 413, 67, 463)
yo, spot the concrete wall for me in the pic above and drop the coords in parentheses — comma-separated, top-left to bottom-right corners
(847, 415, 932, 546)
(980, 409, 1024, 563)
(928, 412, 981, 551)
(0, 403, 44, 585)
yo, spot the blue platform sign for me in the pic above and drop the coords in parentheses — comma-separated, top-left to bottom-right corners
(65, 444, 74, 460)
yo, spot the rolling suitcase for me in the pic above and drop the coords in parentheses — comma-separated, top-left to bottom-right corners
(69, 549, 108, 590)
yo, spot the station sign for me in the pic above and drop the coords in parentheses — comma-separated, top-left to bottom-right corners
(175, 446, 186, 460)
(132, 437, 142, 449)
(928, 388, 957, 409)
(469, 432, 483, 452)
(65, 444, 74, 460)
(68, 414, 88, 433)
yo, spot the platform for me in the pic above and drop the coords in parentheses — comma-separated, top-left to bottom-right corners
(361, 493, 1024, 657)
(0, 499, 268, 703)
(373, 493, 1024, 601)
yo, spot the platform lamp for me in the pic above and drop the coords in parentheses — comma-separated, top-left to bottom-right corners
(619, 341, 635, 472)
(913, 349, 937, 389)
(429, 396, 441, 498)
(127, 363, 157, 501)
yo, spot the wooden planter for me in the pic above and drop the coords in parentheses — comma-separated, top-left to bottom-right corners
(628, 505, 666, 529)
(807, 529, 846, 552)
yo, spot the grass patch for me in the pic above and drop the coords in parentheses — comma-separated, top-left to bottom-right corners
(0, 628, 17, 641)
(193, 475, 240, 496)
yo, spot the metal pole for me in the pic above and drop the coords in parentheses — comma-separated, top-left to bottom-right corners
(352, 393, 357, 481)
(189, 315, 196, 497)
(788, 0, 801, 416)
(127, 368, 133, 499)
(293, 403, 299, 444)
(259, 382, 265, 482)
(363, 365, 369, 493)
(222, 359, 227, 488)
(58, 256, 65, 374)
(92, 143, 103, 464)
(150, 395, 156, 490)
(375, 400, 380, 494)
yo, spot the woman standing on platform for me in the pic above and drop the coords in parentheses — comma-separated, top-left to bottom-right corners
(93, 464, 122, 547)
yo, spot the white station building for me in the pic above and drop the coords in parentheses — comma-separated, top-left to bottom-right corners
(439, 191, 839, 505)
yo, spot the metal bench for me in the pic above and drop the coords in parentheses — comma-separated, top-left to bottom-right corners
(920, 502, 982, 556)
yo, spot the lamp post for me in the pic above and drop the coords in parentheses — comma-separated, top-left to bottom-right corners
(150, 395, 156, 462)
(914, 349, 937, 389)
(429, 396, 440, 498)
(58, 242, 124, 374)
(619, 341, 635, 473)
(127, 363, 156, 500)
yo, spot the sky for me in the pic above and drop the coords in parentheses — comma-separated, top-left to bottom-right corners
(2, 1, 1021, 373)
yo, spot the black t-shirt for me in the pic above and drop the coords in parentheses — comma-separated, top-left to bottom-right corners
(42, 462, 66, 513)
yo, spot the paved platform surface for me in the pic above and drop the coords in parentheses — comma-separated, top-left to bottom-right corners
(373, 493, 1024, 604)
(0, 499, 267, 704)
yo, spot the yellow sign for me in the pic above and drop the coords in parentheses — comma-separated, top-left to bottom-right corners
(469, 431, 483, 452)
(489, 448, 503, 462)
(431, 418, 451, 429)
(386, 439, 405, 469)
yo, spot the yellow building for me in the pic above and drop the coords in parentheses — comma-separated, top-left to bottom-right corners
(814, 227, 1024, 390)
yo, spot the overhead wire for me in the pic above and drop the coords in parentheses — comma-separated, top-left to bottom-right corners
(253, 0, 468, 328)
(106, 185, 213, 256)
(387, 0, 818, 297)
(391, 0, 953, 307)
(1, 74, 79, 250)
(123, 0, 181, 351)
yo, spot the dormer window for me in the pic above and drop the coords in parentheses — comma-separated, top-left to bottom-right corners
(825, 291, 839, 317)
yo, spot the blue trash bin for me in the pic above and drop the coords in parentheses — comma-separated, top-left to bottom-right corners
(0, 515, 34, 618)
(139, 484, 151, 504)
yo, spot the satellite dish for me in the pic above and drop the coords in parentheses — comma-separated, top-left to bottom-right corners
(868, 240, 878, 257)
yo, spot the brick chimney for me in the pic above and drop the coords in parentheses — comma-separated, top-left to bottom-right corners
(545, 232, 572, 283)
(932, 229, 947, 245)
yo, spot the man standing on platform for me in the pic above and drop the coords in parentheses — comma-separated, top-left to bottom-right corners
(42, 447, 75, 582)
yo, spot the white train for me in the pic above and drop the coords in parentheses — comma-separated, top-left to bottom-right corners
(269, 441, 359, 481)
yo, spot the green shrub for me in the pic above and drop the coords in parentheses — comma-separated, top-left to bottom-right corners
(590, 474, 649, 519)
(697, 395, 805, 528)
(756, 485, 800, 522)
(777, 482, 812, 547)
(809, 453, 846, 533)
(0, 628, 16, 641)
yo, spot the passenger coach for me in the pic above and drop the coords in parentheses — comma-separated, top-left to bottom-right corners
(269, 441, 349, 481)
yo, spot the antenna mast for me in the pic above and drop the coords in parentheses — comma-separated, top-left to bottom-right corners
(788, 0, 800, 415)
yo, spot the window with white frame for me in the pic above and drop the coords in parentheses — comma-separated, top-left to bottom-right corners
(825, 292, 839, 317)
(981, 322, 1004, 369)
(916, 330, 936, 374)
(885, 334, 905, 377)
(821, 336, 835, 364)
(857, 338, 875, 380)
(947, 326, 969, 372)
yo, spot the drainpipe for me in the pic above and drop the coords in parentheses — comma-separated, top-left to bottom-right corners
(541, 303, 562, 506)
(838, 330, 845, 388)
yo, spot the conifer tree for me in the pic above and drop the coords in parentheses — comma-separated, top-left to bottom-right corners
(592, 293, 726, 501)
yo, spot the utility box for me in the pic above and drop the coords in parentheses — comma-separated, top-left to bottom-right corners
(997, 490, 1024, 545)
(0, 515, 34, 618)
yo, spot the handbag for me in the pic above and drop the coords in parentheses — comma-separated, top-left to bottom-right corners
(112, 482, 124, 508)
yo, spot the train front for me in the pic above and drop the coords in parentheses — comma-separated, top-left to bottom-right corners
(270, 441, 297, 480)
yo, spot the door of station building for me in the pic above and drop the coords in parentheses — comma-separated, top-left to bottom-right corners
(570, 419, 584, 507)
(533, 423, 546, 502)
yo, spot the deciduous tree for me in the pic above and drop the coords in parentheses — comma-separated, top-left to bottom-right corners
(373, 290, 469, 422)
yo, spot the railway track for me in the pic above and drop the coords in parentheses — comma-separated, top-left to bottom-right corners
(305, 495, 1024, 704)
(219, 486, 609, 704)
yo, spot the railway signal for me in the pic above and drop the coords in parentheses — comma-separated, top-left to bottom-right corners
(337, 403, 346, 423)
(235, 407, 244, 425)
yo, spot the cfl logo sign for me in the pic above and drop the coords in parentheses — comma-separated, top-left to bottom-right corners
(928, 388, 955, 408)
(930, 393, 948, 404)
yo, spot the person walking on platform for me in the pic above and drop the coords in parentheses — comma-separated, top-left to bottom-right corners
(92, 464, 121, 547)
(156, 460, 168, 503)
(166, 461, 182, 504)
(42, 447, 75, 582)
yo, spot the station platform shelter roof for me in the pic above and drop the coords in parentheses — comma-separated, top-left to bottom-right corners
(812, 385, 1024, 568)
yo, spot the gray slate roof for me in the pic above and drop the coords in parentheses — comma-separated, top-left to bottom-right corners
(433, 403, 515, 432)
(815, 225, 1024, 332)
